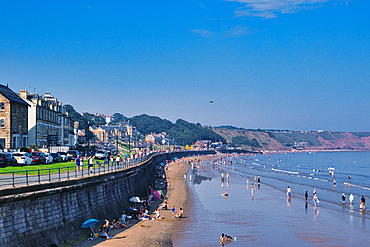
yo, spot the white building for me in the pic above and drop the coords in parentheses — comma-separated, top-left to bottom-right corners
(20, 90, 74, 148)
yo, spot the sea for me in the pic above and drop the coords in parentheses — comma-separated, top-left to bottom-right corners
(174, 151, 370, 246)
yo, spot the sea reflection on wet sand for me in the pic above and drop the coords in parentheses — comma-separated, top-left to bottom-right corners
(174, 156, 370, 246)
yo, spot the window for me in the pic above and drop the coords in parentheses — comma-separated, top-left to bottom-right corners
(0, 102, 4, 110)
(0, 119, 4, 128)
(0, 138, 5, 149)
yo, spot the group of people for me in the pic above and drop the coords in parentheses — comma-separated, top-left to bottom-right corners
(75, 154, 125, 173)
(299, 187, 366, 210)
(172, 205, 184, 218)
(220, 233, 234, 244)
(97, 216, 129, 240)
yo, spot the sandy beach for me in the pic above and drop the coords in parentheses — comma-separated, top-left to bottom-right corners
(77, 156, 201, 247)
(78, 153, 370, 246)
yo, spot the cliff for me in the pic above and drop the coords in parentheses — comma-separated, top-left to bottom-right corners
(212, 127, 370, 151)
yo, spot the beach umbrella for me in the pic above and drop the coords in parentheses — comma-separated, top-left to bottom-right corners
(129, 196, 142, 203)
(129, 196, 142, 208)
(81, 219, 99, 237)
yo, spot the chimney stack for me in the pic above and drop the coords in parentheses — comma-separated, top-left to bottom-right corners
(20, 89, 27, 99)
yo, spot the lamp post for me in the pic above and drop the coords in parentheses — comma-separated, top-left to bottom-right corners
(86, 121, 90, 156)
(19, 125, 22, 149)
(116, 133, 118, 152)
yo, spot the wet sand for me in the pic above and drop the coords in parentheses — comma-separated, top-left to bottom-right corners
(173, 154, 370, 246)
(77, 156, 199, 247)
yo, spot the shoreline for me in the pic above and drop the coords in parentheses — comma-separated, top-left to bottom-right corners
(77, 156, 197, 247)
(170, 153, 370, 246)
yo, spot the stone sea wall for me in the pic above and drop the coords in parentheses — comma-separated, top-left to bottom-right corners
(0, 150, 215, 247)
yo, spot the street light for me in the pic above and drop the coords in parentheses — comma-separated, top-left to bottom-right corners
(86, 121, 90, 156)
(116, 133, 118, 152)
(19, 125, 22, 148)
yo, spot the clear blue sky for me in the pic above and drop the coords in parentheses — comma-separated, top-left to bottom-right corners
(1, 1, 369, 132)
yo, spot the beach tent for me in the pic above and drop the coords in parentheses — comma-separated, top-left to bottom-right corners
(157, 190, 164, 198)
(152, 190, 162, 200)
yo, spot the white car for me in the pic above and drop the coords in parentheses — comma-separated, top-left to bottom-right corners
(95, 150, 108, 160)
(13, 152, 33, 165)
(57, 152, 68, 161)
(45, 153, 54, 164)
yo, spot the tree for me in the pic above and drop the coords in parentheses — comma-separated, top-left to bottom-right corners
(65, 105, 89, 129)
(111, 113, 127, 125)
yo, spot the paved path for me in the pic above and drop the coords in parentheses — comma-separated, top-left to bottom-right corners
(0, 159, 144, 190)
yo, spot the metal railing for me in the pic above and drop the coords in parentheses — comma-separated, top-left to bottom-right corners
(0, 153, 156, 189)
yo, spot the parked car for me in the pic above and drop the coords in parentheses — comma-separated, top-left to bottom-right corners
(50, 153, 62, 163)
(12, 152, 33, 166)
(45, 153, 53, 164)
(0, 153, 17, 167)
(95, 150, 108, 160)
(57, 151, 68, 161)
(30, 152, 46, 165)
(67, 150, 79, 160)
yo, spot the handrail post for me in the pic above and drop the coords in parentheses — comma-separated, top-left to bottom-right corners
(81, 164, 83, 177)
(75, 166, 77, 178)
(49, 169, 51, 182)
(26, 170, 28, 186)
(12, 171, 15, 187)
(67, 167, 69, 180)
(38, 170, 40, 184)
(58, 168, 61, 181)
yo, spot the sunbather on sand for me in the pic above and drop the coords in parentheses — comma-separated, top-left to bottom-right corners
(115, 218, 128, 228)
(158, 201, 167, 210)
(155, 209, 162, 219)
(138, 213, 149, 221)
(174, 208, 183, 218)
(98, 227, 110, 240)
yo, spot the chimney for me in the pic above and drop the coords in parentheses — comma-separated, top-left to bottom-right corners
(20, 89, 27, 99)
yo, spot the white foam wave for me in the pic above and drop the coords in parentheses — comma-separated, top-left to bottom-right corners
(271, 168, 299, 174)
(349, 184, 370, 191)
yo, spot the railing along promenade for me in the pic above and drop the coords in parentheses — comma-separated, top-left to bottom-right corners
(0, 153, 159, 189)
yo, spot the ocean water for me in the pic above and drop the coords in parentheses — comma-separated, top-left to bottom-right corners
(174, 151, 370, 246)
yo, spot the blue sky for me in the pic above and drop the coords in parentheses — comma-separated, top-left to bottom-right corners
(1, 0, 369, 132)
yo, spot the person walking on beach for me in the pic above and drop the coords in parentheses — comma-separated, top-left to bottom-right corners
(287, 186, 292, 199)
(172, 206, 176, 216)
(313, 194, 319, 208)
(361, 196, 366, 209)
(349, 173, 351, 181)
(251, 184, 254, 200)
(305, 191, 308, 201)
(349, 194, 354, 205)
(342, 193, 346, 204)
